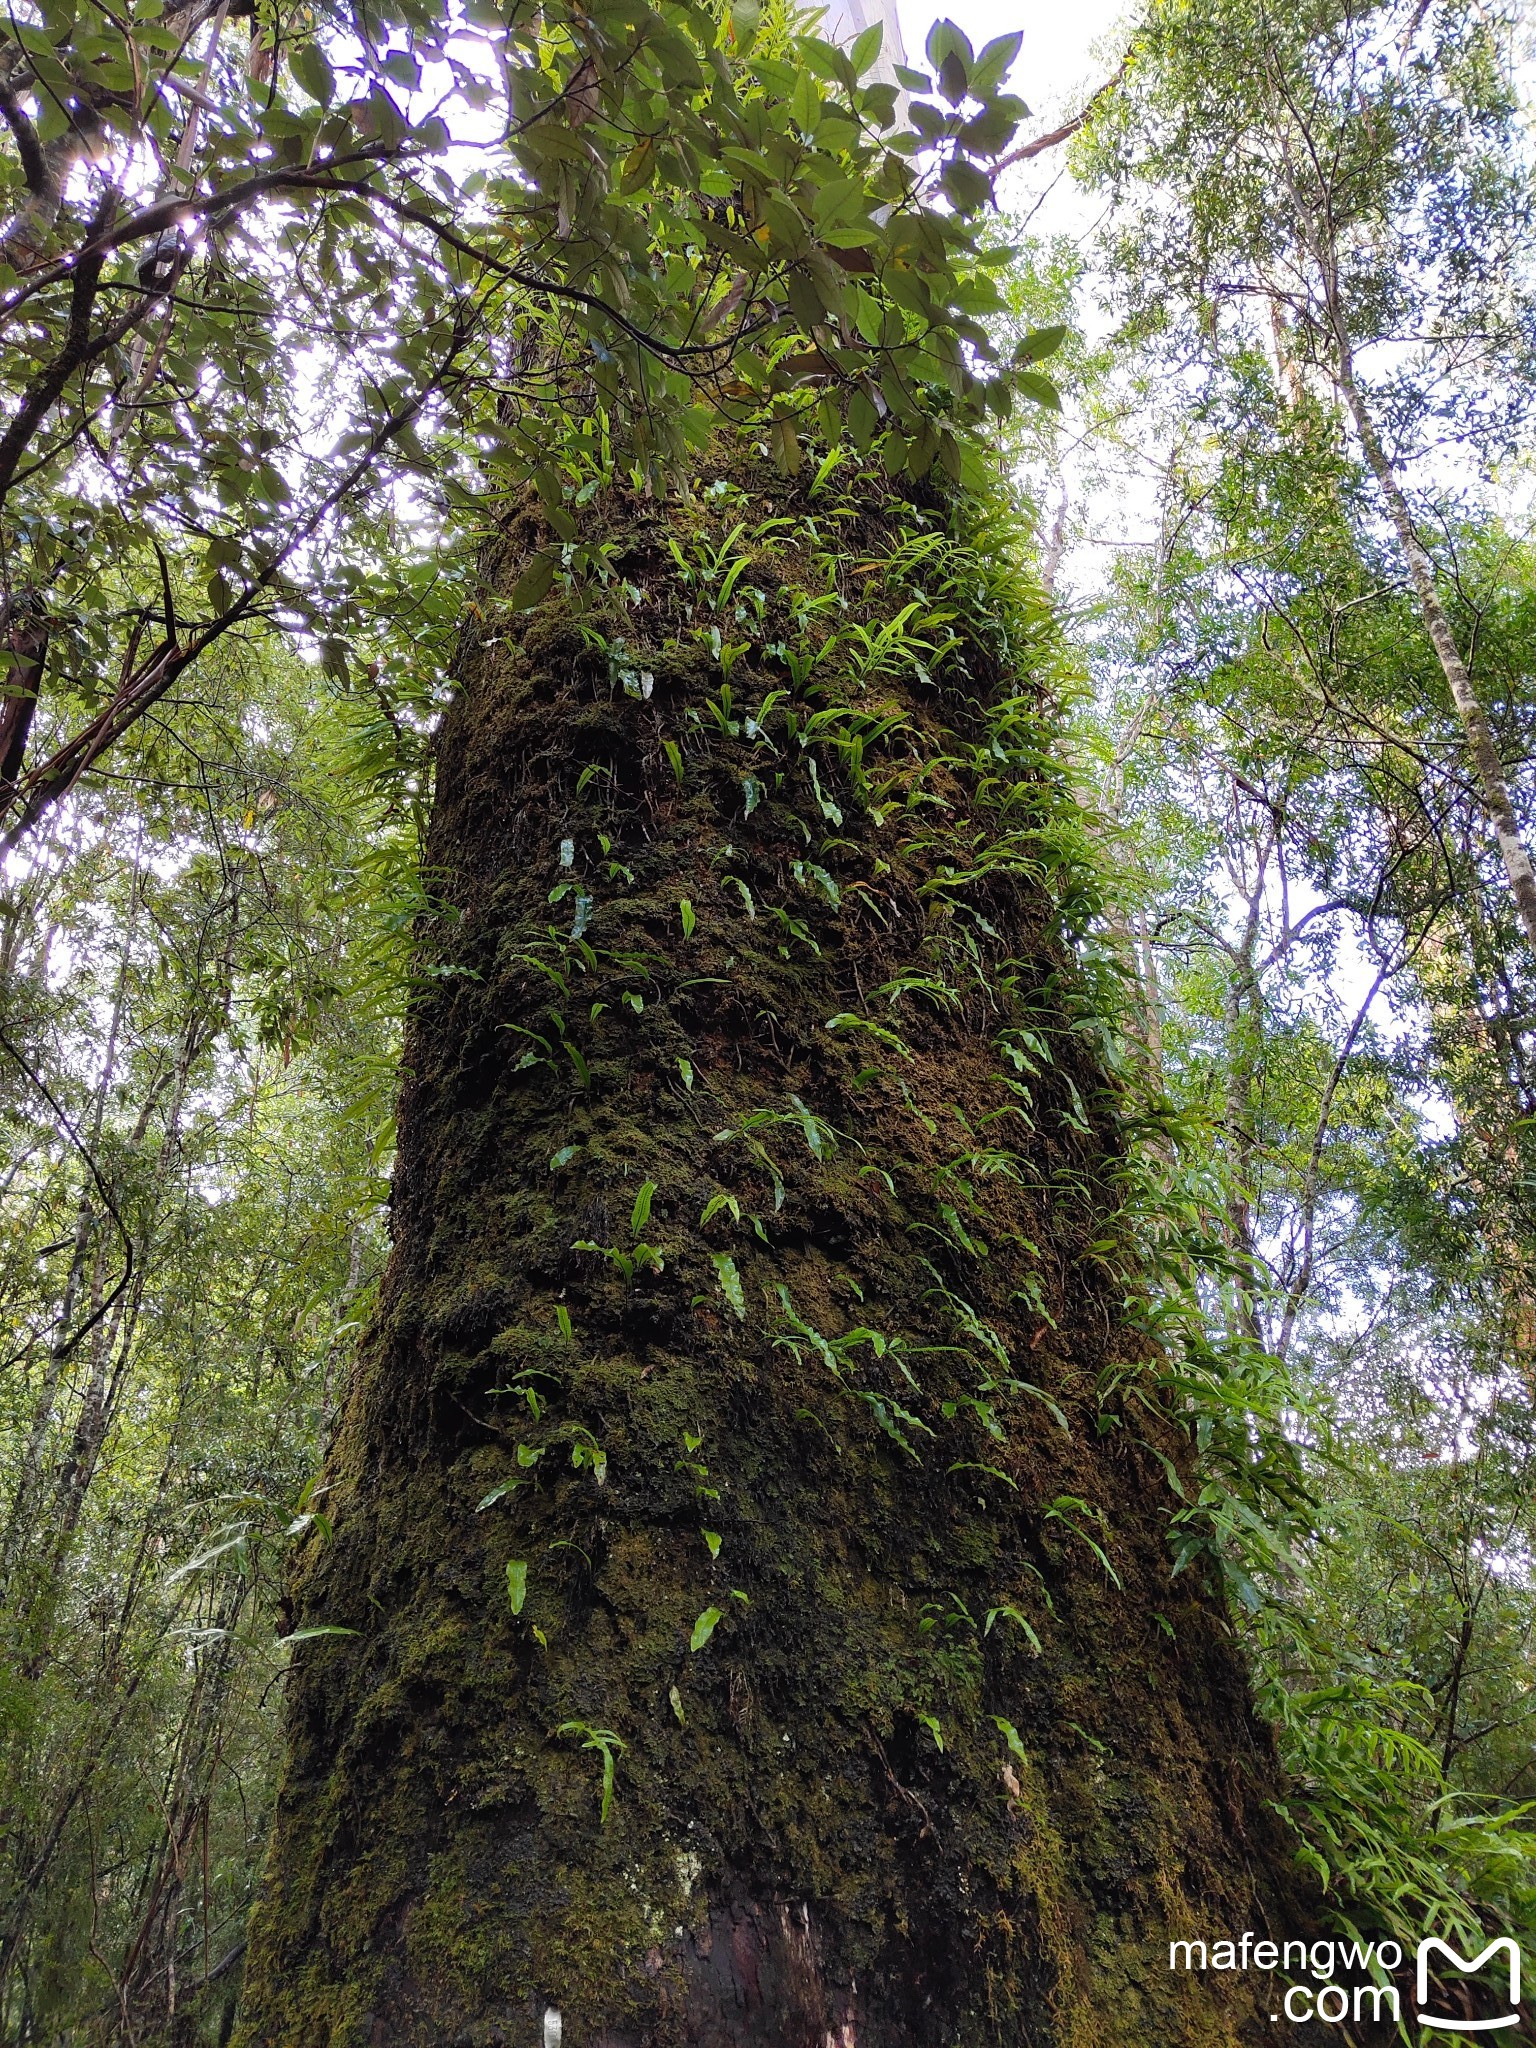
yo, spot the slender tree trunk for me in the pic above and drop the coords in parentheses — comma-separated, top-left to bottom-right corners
(1220, 830, 1268, 1353)
(1331, 343, 1536, 954)
(1134, 911, 1165, 1087)
(0, 846, 139, 1594)
(237, 458, 1315, 2047)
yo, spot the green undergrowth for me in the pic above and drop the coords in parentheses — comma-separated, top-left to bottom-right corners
(1061, 790, 1536, 2005)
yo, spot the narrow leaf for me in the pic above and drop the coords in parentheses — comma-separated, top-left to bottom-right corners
(711, 1251, 746, 1319)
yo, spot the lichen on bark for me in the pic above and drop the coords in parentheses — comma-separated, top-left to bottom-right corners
(235, 451, 1316, 2048)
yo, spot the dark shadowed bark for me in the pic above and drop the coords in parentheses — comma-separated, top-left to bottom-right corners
(0, 593, 48, 795)
(236, 454, 1317, 2048)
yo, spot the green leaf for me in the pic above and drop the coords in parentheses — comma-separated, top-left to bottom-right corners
(620, 137, 658, 194)
(852, 287, 884, 345)
(680, 897, 696, 936)
(508, 550, 559, 611)
(274, 1625, 359, 1647)
(290, 42, 335, 107)
(730, 0, 760, 49)
(985, 1606, 1043, 1655)
(940, 158, 991, 215)
(849, 22, 883, 75)
(1015, 370, 1062, 411)
(563, 1040, 591, 1087)
(937, 51, 969, 105)
(925, 19, 974, 73)
(630, 1179, 657, 1234)
(506, 1560, 528, 1614)
(969, 30, 1023, 96)
(1017, 323, 1068, 363)
(476, 1478, 524, 1510)
(703, 1529, 722, 1559)
(791, 68, 821, 132)
(711, 1251, 746, 1319)
(690, 1605, 723, 1651)
(958, 100, 1022, 156)
(992, 1713, 1029, 1762)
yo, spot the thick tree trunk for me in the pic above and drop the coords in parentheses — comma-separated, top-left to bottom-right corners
(237, 457, 1314, 2047)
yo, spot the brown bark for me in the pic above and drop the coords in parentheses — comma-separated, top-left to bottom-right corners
(0, 594, 48, 792)
(236, 457, 1317, 2047)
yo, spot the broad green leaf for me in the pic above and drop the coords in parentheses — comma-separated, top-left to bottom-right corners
(940, 158, 991, 215)
(508, 551, 560, 611)
(1015, 370, 1061, 410)
(290, 42, 335, 107)
(848, 22, 883, 75)
(924, 19, 973, 73)
(969, 30, 1023, 96)
(730, 0, 760, 49)
(1017, 324, 1068, 363)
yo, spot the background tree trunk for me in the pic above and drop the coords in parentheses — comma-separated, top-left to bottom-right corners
(236, 456, 1315, 2048)
(1330, 342, 1536, 955)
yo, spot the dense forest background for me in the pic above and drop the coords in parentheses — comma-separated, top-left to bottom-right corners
(0, 0, 1534, 2036)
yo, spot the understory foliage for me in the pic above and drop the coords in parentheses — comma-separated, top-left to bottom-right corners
(1025, 0, 1536, 1992)
(0, 643, 417, 2040)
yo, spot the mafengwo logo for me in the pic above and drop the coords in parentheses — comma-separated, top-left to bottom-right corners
(1416, 1936, 1521, 2033)
(1167, 1930, 1524, 2032)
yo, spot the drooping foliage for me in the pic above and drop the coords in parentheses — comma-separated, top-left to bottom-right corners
(0, 0, 1057, 849)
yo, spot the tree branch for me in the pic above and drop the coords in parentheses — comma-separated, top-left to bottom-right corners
(0, 308, 480, 847)
(0, 78, 48, 195)
(994, 63, 1126, 173)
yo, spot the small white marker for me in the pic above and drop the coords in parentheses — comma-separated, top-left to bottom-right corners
(543, 2008, 563, 2048)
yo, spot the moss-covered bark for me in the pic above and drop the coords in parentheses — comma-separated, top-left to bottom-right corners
(236, 457, 1316, 2047)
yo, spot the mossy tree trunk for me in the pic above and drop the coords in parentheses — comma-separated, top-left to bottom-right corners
(236, 456, 1313, 2048)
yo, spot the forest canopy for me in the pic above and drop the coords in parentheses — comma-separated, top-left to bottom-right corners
(0, 0, 1533, 2039)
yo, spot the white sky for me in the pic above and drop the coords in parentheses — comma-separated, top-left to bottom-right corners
(896, 0, 1130, 201)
